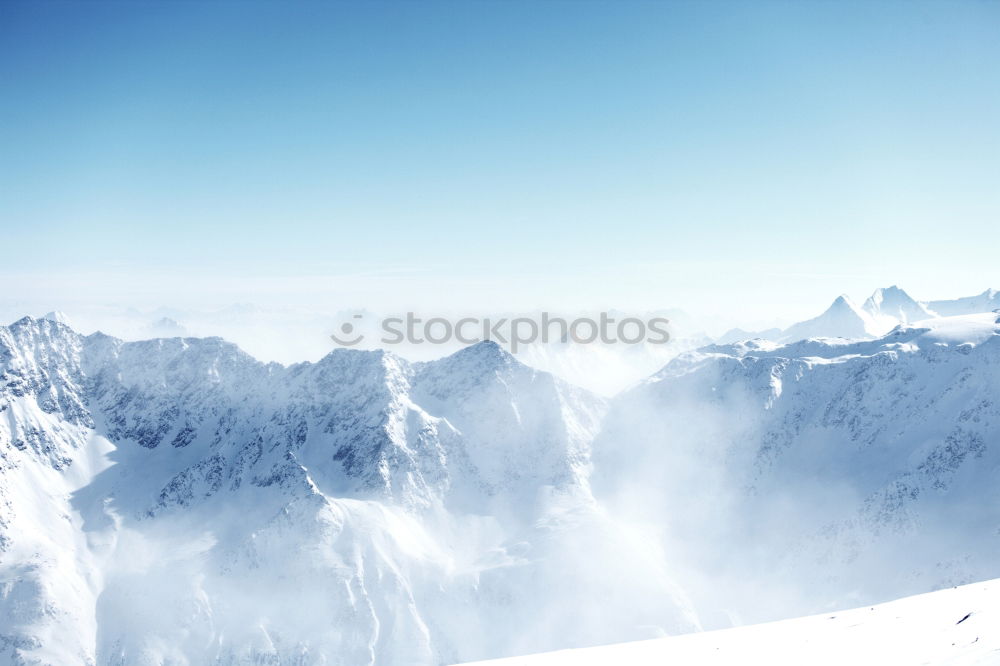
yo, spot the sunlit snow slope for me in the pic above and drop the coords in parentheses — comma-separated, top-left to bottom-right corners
(462, 578, 1000, 666)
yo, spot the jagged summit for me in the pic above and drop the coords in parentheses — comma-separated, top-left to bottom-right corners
(42, 310, 72, 326)
(780, 294, 880, 342)
(3, 315, 83, 355)
(11, 314, 58, 329)
(863, 285, 933, 323)
(448, 338, 517, 364)
(314, 344, 393, 365)
(0, 313, 667, 665)
(414, 339, 522, 385)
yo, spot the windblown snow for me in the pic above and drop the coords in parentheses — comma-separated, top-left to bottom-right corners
(0, 318, 693, 665)
(2, 289, 1000, 665)
(594, 311, 1000, 631)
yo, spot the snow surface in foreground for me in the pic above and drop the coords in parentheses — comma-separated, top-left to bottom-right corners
(463, 578, 1000, 666)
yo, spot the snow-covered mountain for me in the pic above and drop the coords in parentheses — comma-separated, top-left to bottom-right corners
(0, 317, 696, 665)
(863, 285, 935, 324)
(928, 289, 1000, 317)
(712, 294, 885, 346)
(595, 312, 1000, 628)
(4, 306, 1000, 664)
(718, 286, 998, 346)
(463, 577, 1000, 666)
(41, 310, 72, 326)
(780, 294, 883, 342)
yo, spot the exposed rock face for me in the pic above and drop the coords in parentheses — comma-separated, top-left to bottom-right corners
(0, 318, 695, 665)
(596, 314, 1000, 626)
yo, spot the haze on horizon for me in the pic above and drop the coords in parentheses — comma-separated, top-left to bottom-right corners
(2, 1, 998, 323)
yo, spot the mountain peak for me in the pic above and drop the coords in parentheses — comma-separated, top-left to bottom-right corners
(448, 339, 514, 363)
(10, 315, 39, 328)
(863, 286, 932, 323)
(829, 294, 855, 309)
(413, 340, 526, 397)
(42, 310, 72, 326)
(780, 294, 879, 342)
(7, 315, 79, 340)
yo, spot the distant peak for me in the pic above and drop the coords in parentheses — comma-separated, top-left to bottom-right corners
(459, 339, 511, 358)
(43, 310, 72, 326)
(314, 346, 391, 371)
(413, 339, 531, 395)
(148, 316, 187, 336)
(6, 316, 81, 343)
(442, 339, 518, 369)
(826, 295, 863, 315)
(868, 285, 914, 302)
(10, 315, 66, 331)
(863, 285, 931, 323)
(831, 294, 852, 307)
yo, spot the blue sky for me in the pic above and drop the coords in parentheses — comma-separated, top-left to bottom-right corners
(2, 1, 998, 322)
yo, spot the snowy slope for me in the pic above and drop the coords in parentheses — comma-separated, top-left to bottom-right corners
(595, 312, 1000, 628)
(461, 577, 1000, 666)
(0, 317, 696, 665)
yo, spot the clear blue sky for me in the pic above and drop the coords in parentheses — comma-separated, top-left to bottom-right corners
(2, 1, 998, 321)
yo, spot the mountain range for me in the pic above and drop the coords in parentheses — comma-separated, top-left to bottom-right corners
(718, 285, 1000, 346)
(596, 311, 1000, 628)
(2, 287, 1000, 664)
(0, 317, 692, 665)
